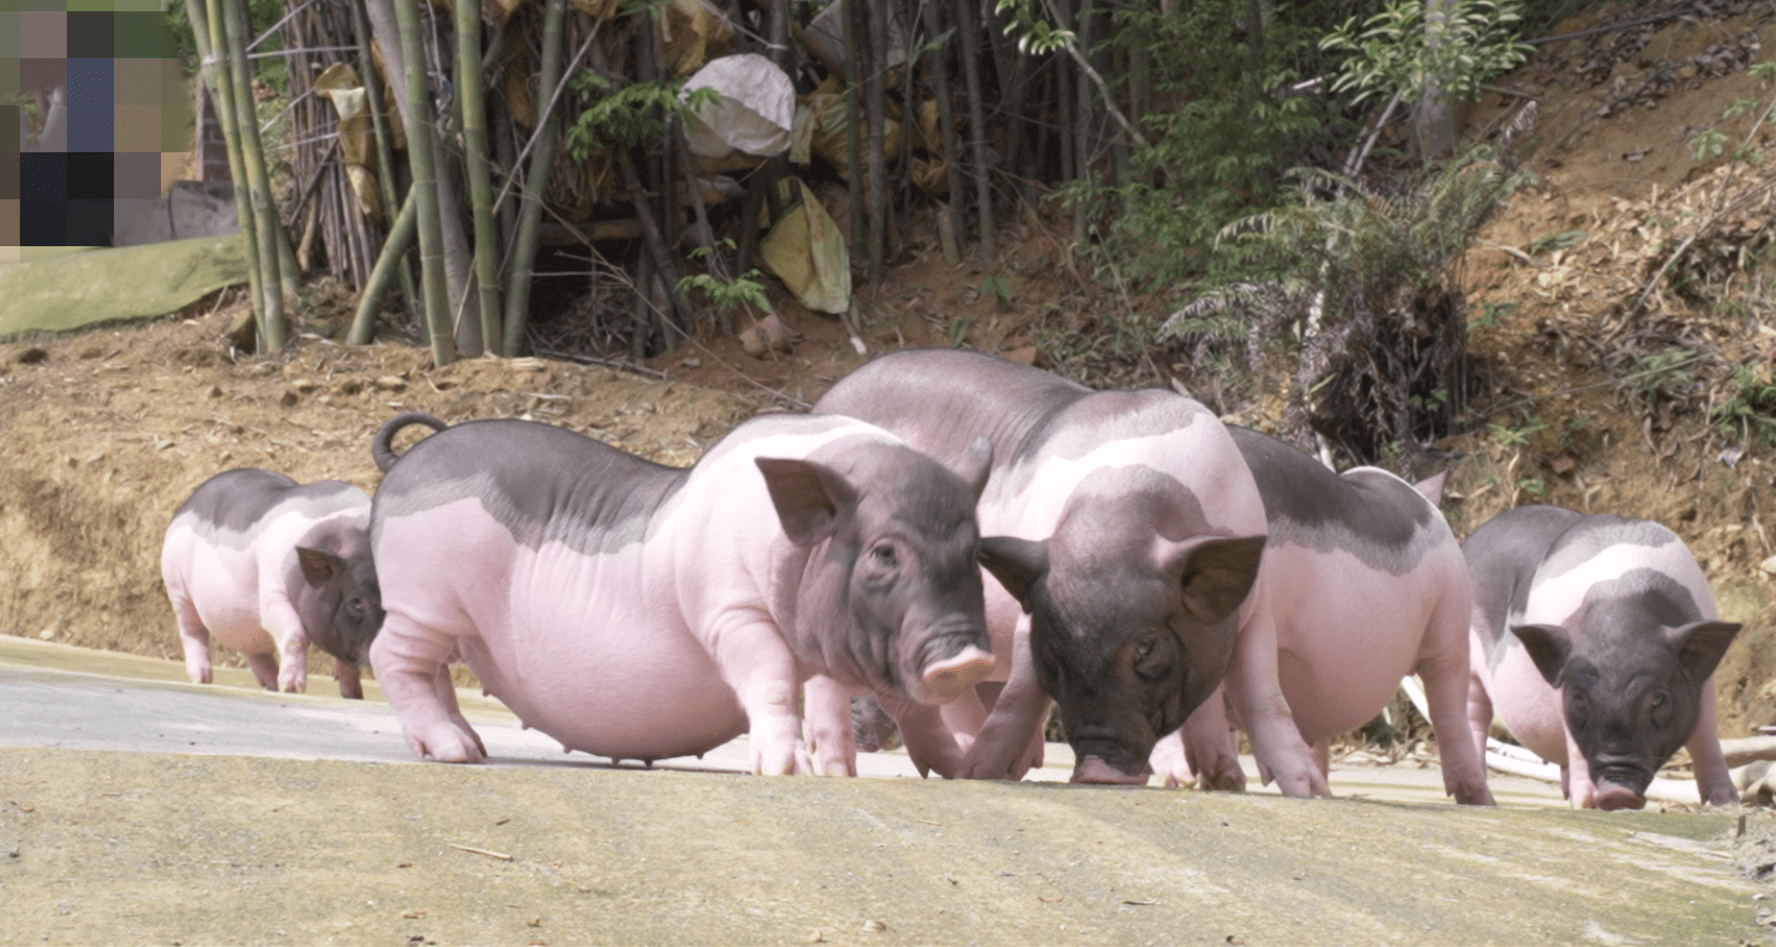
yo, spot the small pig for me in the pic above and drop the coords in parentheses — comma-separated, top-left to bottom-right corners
(366, 411, 999, 771)
(1153, 427, 1493, 804)
(161, 468, 382, 699)
(811, 349, 1321, 793)
(1464, 505, 1741, 809)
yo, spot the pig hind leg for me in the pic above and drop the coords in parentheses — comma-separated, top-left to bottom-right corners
(1416, 590, 1494, 805)
(169, 592, 213, 685)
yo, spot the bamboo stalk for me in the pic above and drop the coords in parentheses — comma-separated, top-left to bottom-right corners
(1056, 36, 1073, 183)
(899, 0, 916, 210)
(865, 0, 886, 284)
(842, 0, 864, 254)
(349, 188, 417, 343)
(500, 0, 567, 357)
(190, 0, 265, 348)
(491, 92, 518, 266)
(223, 0, 286, 351)
(392, 0, 454, 365)
(631, 250, 655, 358)
(955, 0, 993, 260)
(215, 0, 283, 352)
(618, 151, 694, 340)
(1074, 0, 1090, 244)
(921, 0, 964, 261)
(457, 0, 502, 354)
(349, 0, 418, 316)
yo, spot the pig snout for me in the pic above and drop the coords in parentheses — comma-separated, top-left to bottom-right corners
(1068, 724, 1154, 785)
(1592, 782, 1648, 810)
(1071, 755, 1153, 785)
(1590, 760, 1652, 810)
(921, 644, 996, 703)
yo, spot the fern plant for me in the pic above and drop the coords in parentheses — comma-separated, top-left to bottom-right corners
(1167, 147, 1531, 461)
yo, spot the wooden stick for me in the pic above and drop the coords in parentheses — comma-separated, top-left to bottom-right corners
(448, 843, 513, 861)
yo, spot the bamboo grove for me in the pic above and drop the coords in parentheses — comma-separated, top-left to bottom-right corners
(187, 0, 1378, 365)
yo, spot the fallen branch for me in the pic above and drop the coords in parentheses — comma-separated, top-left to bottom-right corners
(448, 843, 513, 861)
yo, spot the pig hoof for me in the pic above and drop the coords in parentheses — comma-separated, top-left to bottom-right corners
(823, 759, 853, 777)
(413, 725, 485, 763)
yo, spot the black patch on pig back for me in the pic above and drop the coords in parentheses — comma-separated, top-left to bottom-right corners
(1539, 515, 1682, 582)
(372, 418, 690, 556)
(1461, 505, 1586, 668)
(812, 347, 1094, 475)
(1228, 426, 1437, 575)
(174, 468, 367, 547)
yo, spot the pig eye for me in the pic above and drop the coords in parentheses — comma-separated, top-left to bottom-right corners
(1131, 635, 1169, 682)
(870, 544, 899, 568)
(1567, 691, 1590, 731)
(1648, 689, 1672, 726)
(346, 597, 365, 617)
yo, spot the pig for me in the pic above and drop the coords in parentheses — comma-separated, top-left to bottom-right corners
(160, 468, 382, 699)
(365, 410, 999, 771)
(1463, 505, 1741, 809)
(810, 349, 1326, 794)
(1150, 427, 1493, 804)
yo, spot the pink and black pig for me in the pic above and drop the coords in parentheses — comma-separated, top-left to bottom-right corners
(810, 349, 1325, 793)
(160, 468, 381, 699)
(1153, 427, 1493, 804)
(365, 411, 998, 771)
(1464, 505, 1740, 809)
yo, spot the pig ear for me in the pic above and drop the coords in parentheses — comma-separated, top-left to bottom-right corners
(755, 457, 858, 546)
(1412, 470, 1448, 506)
(1511, 624, 1572, 686)
(1667, 621, 1741, 682)
(296, 546, 344, 587)
(979, 536, 1048, 614)
(1159, 534, 1266, 624)
(951, 437, 994, 503)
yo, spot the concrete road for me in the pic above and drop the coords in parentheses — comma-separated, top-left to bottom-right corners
(0, 635, 1766, 945)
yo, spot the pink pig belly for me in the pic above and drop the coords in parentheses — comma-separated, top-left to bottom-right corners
(1483, 639, 1569, 766)
(380, 502, 750, 762)
(161, 523, 274, 654)
(1268, 545, 1437, 744)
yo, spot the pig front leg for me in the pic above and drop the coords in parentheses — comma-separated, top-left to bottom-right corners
(875, 695, 965, 778)
(1148, 729, 1192, 788)
(1564, 725, 1595, 808)
(708, 615, 811, 776)
(1687, 677, 1737, 806)
(1223, 607, 1327, 798)
(1179, 686, 1246, 791)
(955, 628, 1048, 780)
(169, 592, 213, 685)
(432, 663, 486, 758)
(803, 675, 859, 777)
(245, 652, 280, 691)
(333, 659, 364, 700)
(370, 613, 485, 763)
(260, 594, 311, 694)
